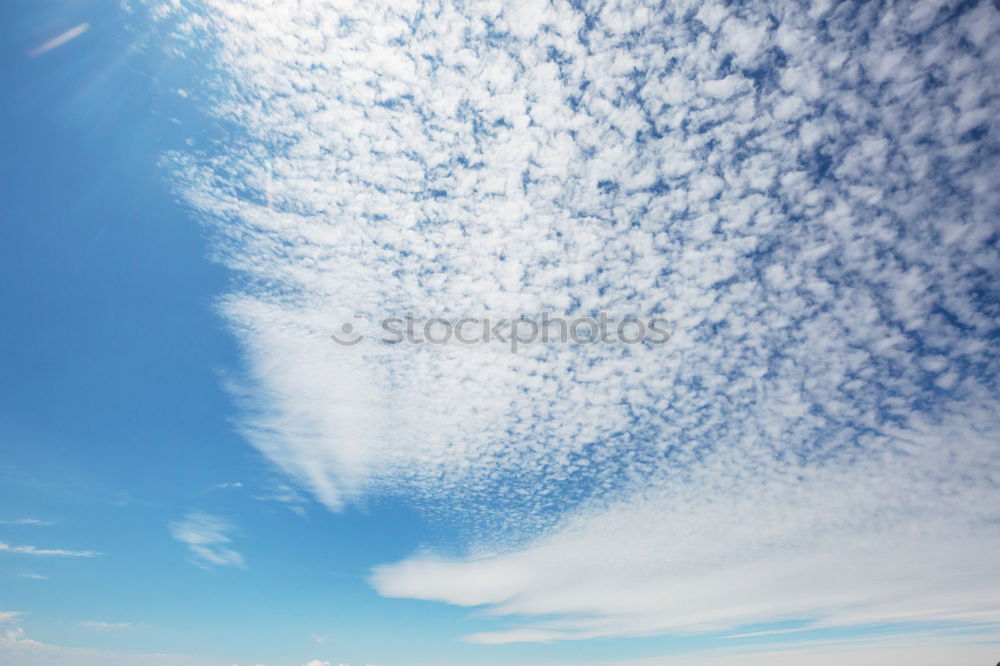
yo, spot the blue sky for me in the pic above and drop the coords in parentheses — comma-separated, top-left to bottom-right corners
(1, 1, 999, 665)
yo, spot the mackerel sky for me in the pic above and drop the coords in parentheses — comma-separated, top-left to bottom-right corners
(2, 0, 999, 665)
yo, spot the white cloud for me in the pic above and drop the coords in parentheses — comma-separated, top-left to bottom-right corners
(81, 621, 132, 631)
(0, 542, 99, 557)
(2, 615, 219, 665)
(252, 481, 308, 516)
(0, 621, 40, 649)
(374, 403, 1000, 642)
(0, 641, 225, 666)
(0, 519, 53, 526)
(168, 512, 245, 569)
(154, 0, 1000, 647)
(533, 635, 1000, 666)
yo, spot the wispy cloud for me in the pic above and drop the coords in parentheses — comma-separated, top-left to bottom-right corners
(0, 519, 53, 526)
(168, 512, 245, 569)
(80, 621, 131, 631)
(253, 481, 308, 517)
(0, 541, 99, 558)
(534, 634, 1000, 666)
(1, 612, 224, 665)
(16, 573, 48, 581)
(0, 611, 40, 648)
(374, 407, 1000, 642)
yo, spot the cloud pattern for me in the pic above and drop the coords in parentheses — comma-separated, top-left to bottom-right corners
(0, 542, 99, 558)
(169, 512, 245, 569)
(152, 0, 1000, 644)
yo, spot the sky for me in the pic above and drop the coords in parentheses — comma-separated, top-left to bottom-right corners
(1, 0, 999, 665)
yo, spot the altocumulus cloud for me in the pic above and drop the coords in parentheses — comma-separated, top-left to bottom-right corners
(149, 0, 1000, 644)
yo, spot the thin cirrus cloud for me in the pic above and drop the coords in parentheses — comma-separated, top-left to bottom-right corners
(0, 519, 53, 526)
(80, 621, 132, 631)
(168, 512, 245, 570)
(152, 0, 1000, 646)
(0, 541, 100, 558)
